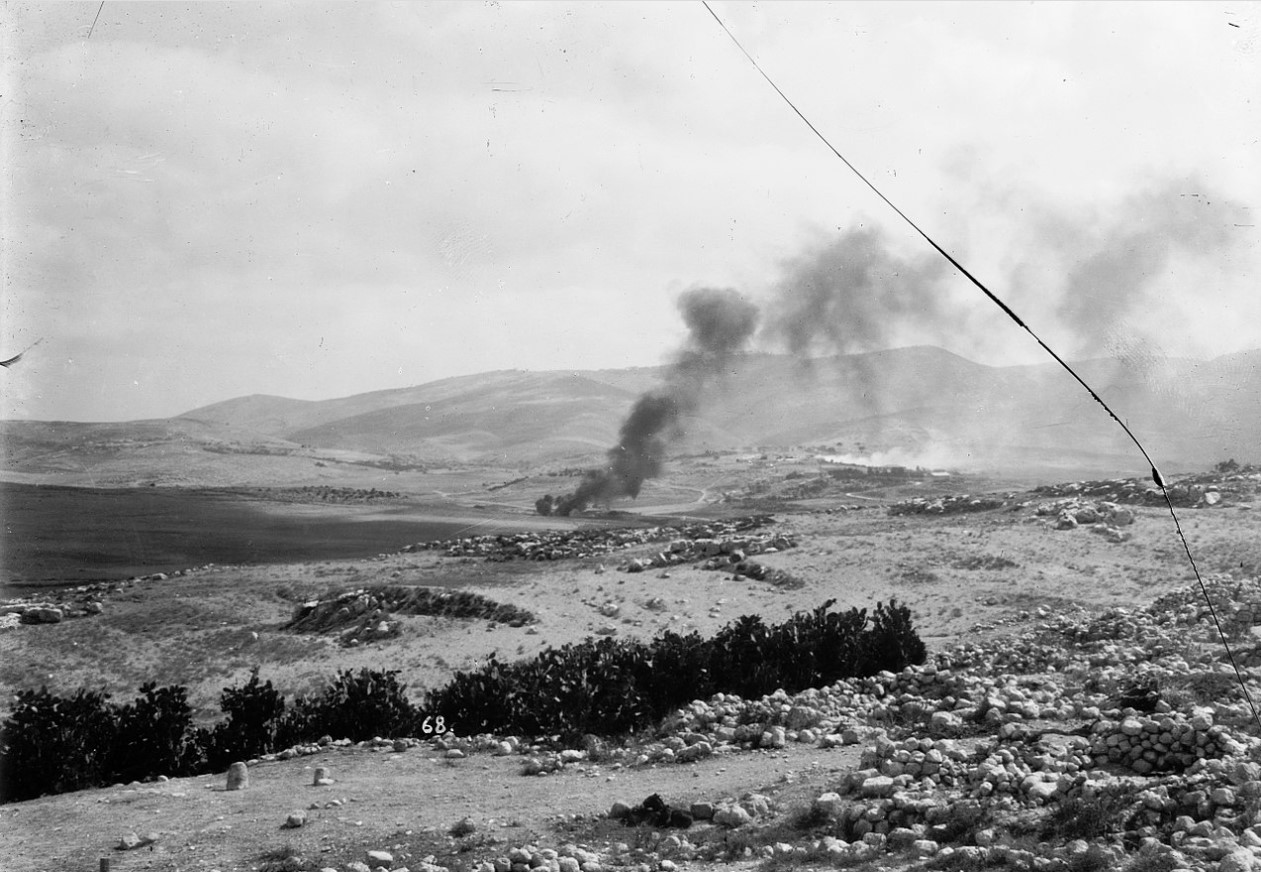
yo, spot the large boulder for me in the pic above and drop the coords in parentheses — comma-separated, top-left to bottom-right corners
(22, 607, 63, 624)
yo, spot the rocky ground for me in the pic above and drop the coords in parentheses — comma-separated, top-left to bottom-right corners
(3, 468, 1261, 871)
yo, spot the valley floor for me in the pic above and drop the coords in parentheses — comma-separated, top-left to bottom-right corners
(2, 465, 1260, 871)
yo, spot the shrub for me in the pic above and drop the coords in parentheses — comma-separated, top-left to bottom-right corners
(110, 682, 196, 783)
(281, 669, 415, 745)
(0, 687, 117, 802)
(203, 668, 287, 770)
(861, 600, 928, 675)
(1, 667, 419, 804)
(425, 598, 925, 741)
(1041, 797, 1120, 842)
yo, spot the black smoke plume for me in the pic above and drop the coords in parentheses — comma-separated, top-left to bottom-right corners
(540, 287, 758, 516)
(759, 226, 949, 356)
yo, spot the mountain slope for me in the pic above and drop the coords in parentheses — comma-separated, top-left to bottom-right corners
(3, 346, 1258, 480)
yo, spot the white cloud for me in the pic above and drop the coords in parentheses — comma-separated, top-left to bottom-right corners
(2, 1, 1257, 420)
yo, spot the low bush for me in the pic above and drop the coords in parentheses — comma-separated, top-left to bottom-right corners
(424, 598, 925, 741)
(2, 598, 925, 803)
(0, 687, 117, 802)
(281, 669, 416, 745)
(0, 668, 412, 803)
(0, 683, 195, 803)
(111, 682, 196, 783)
(199, 668, 287, 771)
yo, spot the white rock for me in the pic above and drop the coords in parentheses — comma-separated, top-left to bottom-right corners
(860, 775, 896, 798)
(814, 792, 845, 818)
(713, 805, 753, 828)
(1218, 848, 1255, 871)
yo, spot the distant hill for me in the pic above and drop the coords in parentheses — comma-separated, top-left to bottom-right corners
(2, 346, 1258, 483)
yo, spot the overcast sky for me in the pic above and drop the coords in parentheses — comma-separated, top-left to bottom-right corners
(3, 1, 1258, 422)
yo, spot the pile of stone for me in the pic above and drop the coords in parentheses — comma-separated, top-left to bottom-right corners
(1033, 472, 1256, 507)
(887, 494, 1009, 516)
(286, 585, 535, 646)
(1148, 575, 1261, 631)
(410, 517, 774, 562)
(472, 843, 608, 872)
(1089, 708, 1247, 774)
(621, 532, 802, 586)
(1, 596, 103, 628)
(1, 565, 231, 632)
(1034, 497, 1138, 540)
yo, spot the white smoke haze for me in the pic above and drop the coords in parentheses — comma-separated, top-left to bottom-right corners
(817, 445, 966, 472)
(931, 174, 1258, 367)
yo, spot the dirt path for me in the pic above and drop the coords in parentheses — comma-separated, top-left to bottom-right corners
(0, 743, 861, 872)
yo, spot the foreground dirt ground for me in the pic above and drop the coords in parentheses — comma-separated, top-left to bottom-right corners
(2, 465, 1260, 871)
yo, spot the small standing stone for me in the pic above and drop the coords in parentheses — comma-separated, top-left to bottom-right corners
(313, 766, 334, 786)
(225, 761, 249, 790)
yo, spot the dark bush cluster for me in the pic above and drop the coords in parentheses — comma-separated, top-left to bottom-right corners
(424, 599, 925, 741)
(0, 683, 200, 802)
(2, 600, 924, 803)
(0, 667, 415, 804)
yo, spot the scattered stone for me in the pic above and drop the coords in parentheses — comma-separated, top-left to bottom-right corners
(713, 804, 753, 828)
(690, 801, 716, 820)
(612, 794, 692, 828)
(860, 775, 896, 798)
(814, 791, 846, 819)
(284, 810, 307, 829)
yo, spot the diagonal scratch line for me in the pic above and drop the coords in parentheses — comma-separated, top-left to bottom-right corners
(700, 0, 1261, 736)
(87, 1, 105, 39)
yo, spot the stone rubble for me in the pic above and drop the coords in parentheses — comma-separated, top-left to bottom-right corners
(620, 531, 803, 587)
(888, 494, 1011, 516)
(1032, 467, 1260, 507)
(409, 517, 777, 562)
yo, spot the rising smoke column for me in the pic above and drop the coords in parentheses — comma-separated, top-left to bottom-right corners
(543, 286, 759, 516)
(1050, 179, 1251, 356)
(759, 226, 951, 356)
